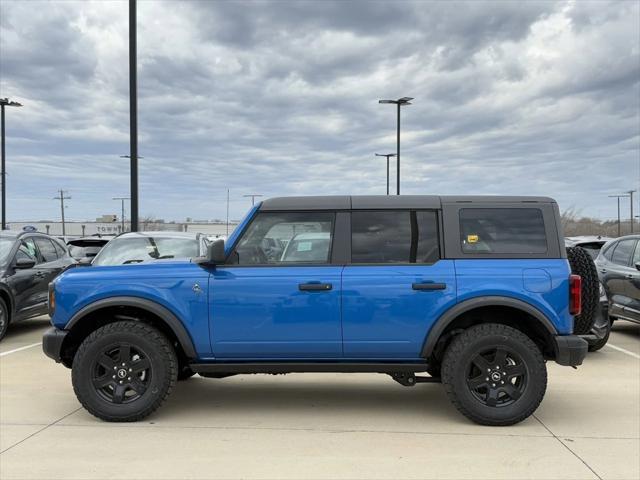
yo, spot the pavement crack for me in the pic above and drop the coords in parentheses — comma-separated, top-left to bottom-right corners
(533, 414, 603, 480)
(0, 407, 83, 455)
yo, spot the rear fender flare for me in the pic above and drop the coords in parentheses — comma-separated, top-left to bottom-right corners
(421, 296, 558, 358)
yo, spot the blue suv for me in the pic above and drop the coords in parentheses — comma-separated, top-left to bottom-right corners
(43, 196, 587, 425)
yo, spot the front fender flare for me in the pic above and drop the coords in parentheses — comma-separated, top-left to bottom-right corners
(421, 296, 559, 358)
(66, 296, 197, 359)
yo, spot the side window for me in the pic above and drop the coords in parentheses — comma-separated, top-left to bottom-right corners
(232, 212, 334, 265)
(610, 239, 636, 266)
(21, 237, 40, 263)
(351, 210, 439, 264)
(34, 237, 58, 263)
(459, 208, 547, 254)
(633, 242, 640, 266)
(15, 243, 38, 263)
(52, 240, 67, 258)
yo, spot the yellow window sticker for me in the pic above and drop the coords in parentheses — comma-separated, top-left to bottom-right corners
(467, 234, 479, 243)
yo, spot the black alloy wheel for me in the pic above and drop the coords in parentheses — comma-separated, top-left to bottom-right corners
(91, 343, 152, 404)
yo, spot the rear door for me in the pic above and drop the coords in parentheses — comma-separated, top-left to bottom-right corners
(341, 210, 456, 358)
(623, 241, 640, 322)
(599, 238, 637, 318)
(209, 211, 343, 359)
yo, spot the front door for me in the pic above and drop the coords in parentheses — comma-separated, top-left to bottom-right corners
(210, 211, 342, 359)
(600, 238, 637, 319)
(342, 210, 457, 358)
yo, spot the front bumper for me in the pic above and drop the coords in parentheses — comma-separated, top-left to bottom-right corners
(42, 327, 68, 363)
(553, 335, 588, 366)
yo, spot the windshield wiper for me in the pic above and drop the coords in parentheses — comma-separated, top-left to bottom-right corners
(157, 255, 174, 259)
(123, 259, 145, 264)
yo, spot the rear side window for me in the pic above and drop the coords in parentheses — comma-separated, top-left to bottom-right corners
(351, 210, 439, 264)
(610, 239, 636, 266)
(52, 240, 67, 258)
(34, 237, 58, 262)
(459, 208, 547, 254)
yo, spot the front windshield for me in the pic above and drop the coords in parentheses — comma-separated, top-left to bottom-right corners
(92, 237, 199, 266)
(0, 237, 15, 265)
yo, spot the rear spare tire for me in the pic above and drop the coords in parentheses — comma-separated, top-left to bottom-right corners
(566, 246, 599, 335)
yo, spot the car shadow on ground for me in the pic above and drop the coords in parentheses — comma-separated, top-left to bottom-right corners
(157, 375, 466, 425)
(2, 317, 50, 341)
(611, 320, 640, 339)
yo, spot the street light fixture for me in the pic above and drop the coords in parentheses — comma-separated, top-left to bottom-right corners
(243, 194, 263, 206)
(378, 97, 413, 195)
(375, 153, 396, 195)
(113, 196, 130, 233)
(1, 98, 23, 230)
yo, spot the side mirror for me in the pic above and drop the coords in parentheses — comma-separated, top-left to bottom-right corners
(203, 239, 226, 265)
(15, 258, 36, 269)
(635, 262, 640, 272)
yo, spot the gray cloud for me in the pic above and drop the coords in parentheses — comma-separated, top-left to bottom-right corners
(0, 0, 638, 223)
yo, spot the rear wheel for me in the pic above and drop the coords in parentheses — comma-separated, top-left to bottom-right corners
(441, 323, 547, 426)
(0, 298, 8, 341)
(72, 321, 177, 422)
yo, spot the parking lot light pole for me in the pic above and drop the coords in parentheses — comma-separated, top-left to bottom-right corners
(113, 196, 130, 233)
(375, 153, 396, 195)
(609, 194, 629, 237)
(378, 97, 413, 195)
(129, 0, 139, 232)
(1, 98, 23, 230)
(243, 194, 263, 206)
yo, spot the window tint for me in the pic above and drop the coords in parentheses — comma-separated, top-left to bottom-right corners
(52, 240, 67, 258)
(233, 212, 334, 265)
(15, 242, 38, 263)
(610, 239, 636, 266)
(21, 238, 40, 263)
(459, 208, 547, 254)
(34, 237, 58, 262)
(351, 210, 439, 264)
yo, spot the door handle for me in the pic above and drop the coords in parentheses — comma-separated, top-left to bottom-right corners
(600, 269, 607, 274)
(35, 272, 47, 278)
(298, 283, 332, 292)
(412, 282, 447, 291)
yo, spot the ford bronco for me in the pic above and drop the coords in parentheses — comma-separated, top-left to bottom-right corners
(43, 196, 587, 425)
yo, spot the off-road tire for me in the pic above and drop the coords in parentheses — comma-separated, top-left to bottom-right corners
(566, 246, 599, 335)
(0, 298, 8, 341)
(441, 323, 547, 426)
(72, 321, 177, 422)
(588, 320, 611, 352)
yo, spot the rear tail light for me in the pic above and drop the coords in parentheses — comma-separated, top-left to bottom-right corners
(569, 274, 582, 316)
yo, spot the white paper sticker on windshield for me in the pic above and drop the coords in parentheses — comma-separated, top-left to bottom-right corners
(297, 242, 312, 252)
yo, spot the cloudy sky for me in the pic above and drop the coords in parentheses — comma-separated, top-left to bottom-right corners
(0, 0, 638, 222)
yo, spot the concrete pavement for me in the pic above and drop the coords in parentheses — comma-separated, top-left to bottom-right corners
(0, 316, 638, 479)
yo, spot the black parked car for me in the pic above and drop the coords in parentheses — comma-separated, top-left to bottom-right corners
(590, 235, 640, 350)
(0, 230, 75, 340)
(596, 235, 640, 323)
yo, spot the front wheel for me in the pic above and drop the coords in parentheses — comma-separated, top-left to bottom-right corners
(72, 321, 177, 422)
(441, 323, 547, 426)
(0, 298, 9, 341)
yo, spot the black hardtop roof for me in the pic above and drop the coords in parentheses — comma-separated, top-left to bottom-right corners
(259, 195, 556, 211)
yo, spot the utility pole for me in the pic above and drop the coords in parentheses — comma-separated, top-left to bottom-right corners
(53, 190, 71, 236)
(1, 98, 23, 230)
(609, 194, 630, 237)
(243, 194, 263, 206)
(113, 196, 130, 233)
(226, 189, 230, 236)
(628, 190, 636, 233)
(128, 0, 139, 231)
(378, 97, 413, 195)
